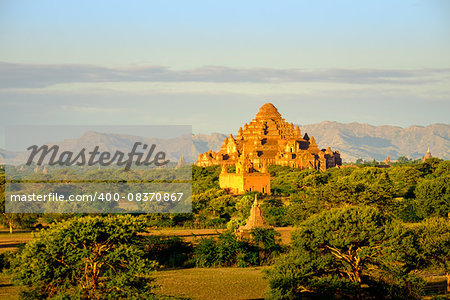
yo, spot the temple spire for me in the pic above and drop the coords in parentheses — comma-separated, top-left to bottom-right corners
(423, 147, 432, 162)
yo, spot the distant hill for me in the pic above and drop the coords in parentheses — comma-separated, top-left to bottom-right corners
(1, 123, 448, 165)
(299, 122, 449, 162)
(1, 131, 194, 165)
(192, 122, 450, 162)
(192, 133, 227, 160)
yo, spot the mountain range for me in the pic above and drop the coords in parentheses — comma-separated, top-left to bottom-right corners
(0, 131, 193, 165)
(300, 122, 449, 162)
(1, 122, 449, 164)
(191, 122, 449, 162)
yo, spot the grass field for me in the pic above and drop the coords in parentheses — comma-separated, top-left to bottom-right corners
(0, 273, 19, 300)
(0, 226, 294, 252)
(148, 227, 294, 245)
(0, 267, 267, 300)
(154, 267, 268, 300)
(1, 268, 447, 300)
(0, 231, 33, 253)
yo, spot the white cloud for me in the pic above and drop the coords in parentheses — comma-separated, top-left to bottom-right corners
(60, 105, 128, 114)
(1, 62, 449, 89)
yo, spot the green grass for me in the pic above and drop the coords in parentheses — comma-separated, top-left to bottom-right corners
(0, 231, 33, 253)
(154, 267, 268, 300)
(0, 273, 19, 300)
(0, 232, 33, 240)
(0, 267, 268, 300)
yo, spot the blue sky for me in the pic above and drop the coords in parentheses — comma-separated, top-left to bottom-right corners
(0, 0, 449, 147)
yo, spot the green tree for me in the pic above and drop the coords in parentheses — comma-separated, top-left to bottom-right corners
(192, 165, 220, 194)
(314, 168, 394, 210)
(0, 173, 38, 233)
(192, 188, 225, 213)
(414, 216, 450, 293)
(251, 228, 283, 265)
(285, 193, 323, 225)
(387, 166, 421, 198)
(433, 160, 450, 178)
(193, 232, 258, 267)
(11, 215, 158, 299)
(414, 175, 449, 219)
(355, 158, 364, 165)
(265, 206, 424, 299)
(261, 197, 289, 226)
(397, 156, 411, 164)
(0, 213, 37, 234)
(416, 157, 442, 176)
(208, 194, 236, 218)
(234, 195, 254, 220)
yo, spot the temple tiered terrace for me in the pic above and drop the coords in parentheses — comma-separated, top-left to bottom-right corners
(196, 103, 342, 172)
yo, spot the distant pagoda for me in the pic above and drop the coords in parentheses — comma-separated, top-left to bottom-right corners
(175, 155, 186, 169)
(235, 195, 272, 239)
(423, 147, 433, 162)
(196, 103, 342, 172)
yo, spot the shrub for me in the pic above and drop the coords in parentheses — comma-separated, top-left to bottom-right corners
(193, 230, 283, 268)
(142, 236, 193, 268)
(226, 218, 245, 232)
(251, 228, 284, 265)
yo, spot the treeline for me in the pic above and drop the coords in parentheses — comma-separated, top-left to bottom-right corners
(190, 158, 448, 229)
(1, 158, 448, 231)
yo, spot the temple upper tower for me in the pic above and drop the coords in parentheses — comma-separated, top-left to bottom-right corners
(196, 102, 342, 172)
(255, 103, 283, 120)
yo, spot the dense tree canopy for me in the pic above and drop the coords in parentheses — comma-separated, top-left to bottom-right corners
(266, 206, 424, 299)
(415, 175, 449, 219)
(414, 216, 450, 293)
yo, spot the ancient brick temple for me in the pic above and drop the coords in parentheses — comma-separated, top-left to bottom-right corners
(197, 103, 342, 172)
(235, 195, 272, 239)
(218, 154, 271, 195)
